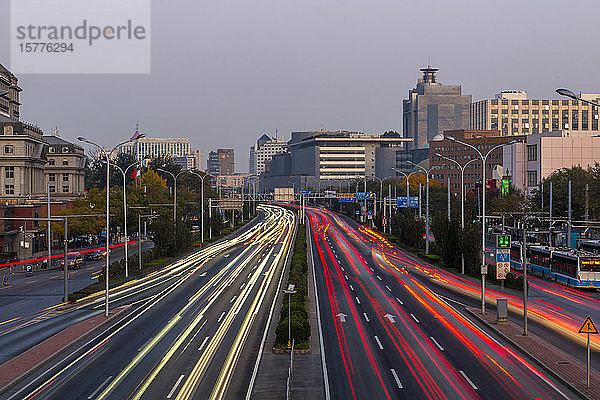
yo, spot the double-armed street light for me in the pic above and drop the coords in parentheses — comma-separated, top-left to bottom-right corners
(443, 135, 517, 314)
(189, 171, 209, 243)
(556, 88, 600, 108)
(406, 161, 434, 254)
(433, 153, 479, 275)
(77, 132, 145, 317)
(156, 168, 188, 227)
(100, 157, 150, 277)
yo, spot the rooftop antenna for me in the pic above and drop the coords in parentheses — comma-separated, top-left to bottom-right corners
(428, 56, 431, 68)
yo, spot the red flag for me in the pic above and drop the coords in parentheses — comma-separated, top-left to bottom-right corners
(130, 167, 137, 179)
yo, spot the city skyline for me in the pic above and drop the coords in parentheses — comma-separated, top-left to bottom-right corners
(1, 0, 599, 172)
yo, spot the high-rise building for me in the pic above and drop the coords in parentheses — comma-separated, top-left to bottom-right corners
(0, 64, 21, 120)
(403, 66, 471, 149)
(471, 91, 600, 136)
(249, 134, 287, 175)
(207, 148, 234, 175)
(191, 148, 204, 171)
(120, 137, 191, 162)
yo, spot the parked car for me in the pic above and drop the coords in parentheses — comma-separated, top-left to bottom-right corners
(61, 254, 84, 269)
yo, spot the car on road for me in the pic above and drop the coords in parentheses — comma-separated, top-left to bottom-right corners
(61, 254, 84, 269)
(84, 250, 102, 261)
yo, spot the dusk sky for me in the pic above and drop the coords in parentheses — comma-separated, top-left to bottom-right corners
(1, 0, 599, 172)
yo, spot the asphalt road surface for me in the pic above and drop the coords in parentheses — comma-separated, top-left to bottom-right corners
(307, 207, 578, 400)
(3, 204, 296, 400)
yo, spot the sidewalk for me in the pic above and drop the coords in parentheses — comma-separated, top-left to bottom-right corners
(467, 307, 600, 400)
(0, 305, 129, 395)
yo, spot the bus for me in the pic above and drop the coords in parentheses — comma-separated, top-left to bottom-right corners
(510, 244, 600, 288)
(579, 240, 600, 255)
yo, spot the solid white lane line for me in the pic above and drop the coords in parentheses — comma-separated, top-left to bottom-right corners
(374, 335, 383, 350)
(230, 295, 237, 303)
(349, 284, 354, 291)
(87, 376, 113, 399)
(390, 369, 403, 389)
(410, 313, 419, 323)
(459, 370, 478, 390)
(217, 312, 225, 323)
(377, 275, 382, 281)
(430, 336, 444, 351)
(167, 375, 185, 399)
(355, 296, 361, 305)
(363, 313, 370, 322)
(198, 336, 210, 352)
(395, 297, 404, 305)
(385, 285, 392, 292)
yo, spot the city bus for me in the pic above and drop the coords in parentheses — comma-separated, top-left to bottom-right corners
(579, 240, 600, 255)
(510, 244, 600, 288)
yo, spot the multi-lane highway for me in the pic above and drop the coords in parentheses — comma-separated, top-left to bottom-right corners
(2, 204, 295, 400)
(0, 241, 154, 335)
(307, 207, 578, 400)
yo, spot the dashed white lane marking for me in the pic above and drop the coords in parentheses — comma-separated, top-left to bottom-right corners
(376, 275, 382, 281)
(370, 267, 375, 272)
(355, 296, 361, 305)
(87, 376, 113, 399)
(198, 336, 210, 351)
(385, 285, 392, 292)
(396, 297, 404, 305)
(218, 312, 226, 322)
(344, 275, 348, 280)
(430, 336, 444, 351)
(410, 313, 419, 323)
(230, 295, 237, 303)
(240, 283, 245, 290)
(349, 284, 354, 291)
(167, 374, 185, 399)
(459, 370, 478, 390)
(363, 313, 370, 322)
(374, 335, 383, 350)
(390, 369, 403, 389)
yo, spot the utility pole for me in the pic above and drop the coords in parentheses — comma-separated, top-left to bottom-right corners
(63, 218, 68, 302)
(549, 181, 553, 247)
(568, 180, 572, 249)
(138, 213, 142, 270)
(447, 176, 450, 221)
(47, 183, 51, 267)
(209, 197, 213, 240)
(521, 220, 528, 336)
(585, 183, 589, 224)
(418, 183, 422, 219)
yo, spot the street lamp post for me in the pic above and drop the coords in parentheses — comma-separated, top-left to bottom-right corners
(444, 135, 516, 314)
(405, 161, 433, 254)
(156, 169, 187, 227)
(283, 284, 297, 348)
(100, 158, 147, 278)
(434, 153, 479, 274)
(556, 88, 600, 108)
(77, 132, 144, 316)
(189, 171, 208, 243)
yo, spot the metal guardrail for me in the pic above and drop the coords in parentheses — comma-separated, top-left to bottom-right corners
(286, 339, 295, 400)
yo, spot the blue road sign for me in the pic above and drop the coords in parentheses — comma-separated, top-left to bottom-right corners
(396, 196, 419, 208)
(355, 192, 371, 200)
(496, 248, 510, 262)
(301, 190, 311, 195)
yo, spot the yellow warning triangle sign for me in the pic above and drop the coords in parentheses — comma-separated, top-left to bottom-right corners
(579, 316, 599, 334)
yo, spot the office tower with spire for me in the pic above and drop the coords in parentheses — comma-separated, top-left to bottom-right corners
(402, 65, 471, 149)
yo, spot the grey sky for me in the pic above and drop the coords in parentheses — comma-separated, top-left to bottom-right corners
(1, 0, 599, 172)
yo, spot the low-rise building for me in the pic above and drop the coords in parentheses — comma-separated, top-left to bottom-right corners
(44, 135, 86, 200)
(503, 130, 600, 194)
